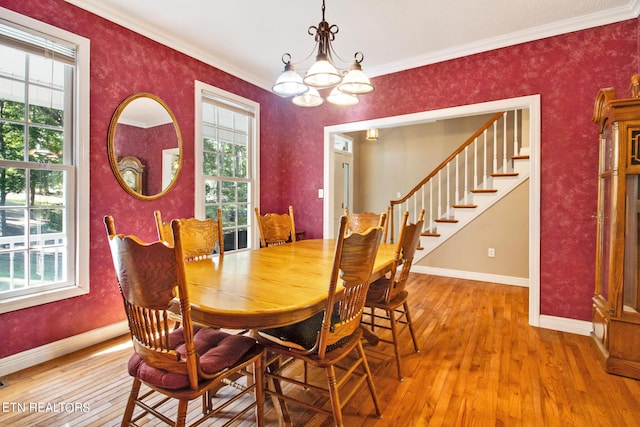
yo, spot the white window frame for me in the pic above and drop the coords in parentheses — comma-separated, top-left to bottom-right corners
(0, 7, 90, 313)
(194, 81, 260, 251)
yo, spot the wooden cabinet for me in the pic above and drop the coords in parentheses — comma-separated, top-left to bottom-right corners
(592, 75, 640, 380)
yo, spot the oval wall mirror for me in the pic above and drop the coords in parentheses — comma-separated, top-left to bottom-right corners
(107, 93, 182, 200)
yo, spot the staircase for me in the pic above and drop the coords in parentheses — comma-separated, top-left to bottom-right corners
(387, 110, 530, 262)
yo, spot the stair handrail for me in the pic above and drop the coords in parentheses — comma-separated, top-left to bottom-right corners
(388, 111, 505, 243)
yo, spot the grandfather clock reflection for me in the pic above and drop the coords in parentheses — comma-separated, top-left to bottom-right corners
(117, 156, 145, 194)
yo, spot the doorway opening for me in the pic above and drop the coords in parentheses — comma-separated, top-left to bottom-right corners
(323, 95, 541, 326)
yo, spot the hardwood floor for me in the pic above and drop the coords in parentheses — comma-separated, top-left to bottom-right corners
(2, 274, 639, 426)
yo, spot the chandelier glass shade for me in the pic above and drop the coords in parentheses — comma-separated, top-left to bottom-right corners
(292, 87, 323, 107)
(272, 60, 308, 97)
(272, 0, 374, 107)
(304, 55, 342, 88)
(326, 87, 359, 106)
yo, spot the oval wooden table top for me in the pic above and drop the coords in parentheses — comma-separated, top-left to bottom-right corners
(178, 239, 397, 330)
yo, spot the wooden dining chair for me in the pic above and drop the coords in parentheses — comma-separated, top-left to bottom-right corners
(361, 209, 425, 381)
(154, 209, 224, 259)
(154, 209, 225, 329)
(104, 215, 264, 427)
(254, 205, 296, 248)
(257, 216, 383, 427)
(344, 206, 389, 242)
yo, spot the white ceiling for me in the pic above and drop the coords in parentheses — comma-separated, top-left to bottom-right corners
(65, 0, 639, 91)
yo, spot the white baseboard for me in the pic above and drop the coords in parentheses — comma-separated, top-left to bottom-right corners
(538, 315, 592, 336)
(412, 265, 529, 287)
(0, 320, 129, 377)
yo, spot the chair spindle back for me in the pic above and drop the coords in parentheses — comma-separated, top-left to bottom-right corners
(318, 216, 383, 359)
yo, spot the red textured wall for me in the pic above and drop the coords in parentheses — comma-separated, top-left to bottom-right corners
(0, 0, 285, 358)
(0, 0, 637, 358)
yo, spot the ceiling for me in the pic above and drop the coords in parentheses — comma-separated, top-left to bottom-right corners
(65, 0, 639, 92)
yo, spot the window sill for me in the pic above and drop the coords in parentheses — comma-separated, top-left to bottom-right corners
(0, 285, 89, 314)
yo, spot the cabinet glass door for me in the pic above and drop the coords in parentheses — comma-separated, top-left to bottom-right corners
(597, 128, 616, 301)
(624, 175, 640, 313)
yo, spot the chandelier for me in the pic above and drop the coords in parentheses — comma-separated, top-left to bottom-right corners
(272, 0, 374, 107)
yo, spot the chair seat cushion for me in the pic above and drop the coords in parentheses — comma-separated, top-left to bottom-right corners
(128, 325, 257, 390)
(366, 277, 391, 303)
(258, 310, 348, 352)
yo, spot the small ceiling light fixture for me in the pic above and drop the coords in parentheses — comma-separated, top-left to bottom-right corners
(366, 128, 379, 141)
(272, 0, 374, 107)
(29, 144, 59, 159)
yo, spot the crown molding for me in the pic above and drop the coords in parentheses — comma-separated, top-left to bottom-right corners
(65, 0, 640, 91)
(367, 0, 640, 78)
(64, 0, 265, 88)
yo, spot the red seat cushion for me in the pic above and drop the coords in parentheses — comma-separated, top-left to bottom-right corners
(128, 325, 257, 390)
(366, 277, 389, 303)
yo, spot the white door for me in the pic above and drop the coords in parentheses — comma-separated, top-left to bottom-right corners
(332, 135, 354, 236)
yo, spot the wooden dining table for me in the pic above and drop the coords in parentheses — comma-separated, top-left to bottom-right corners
(173, 238, 397, 330)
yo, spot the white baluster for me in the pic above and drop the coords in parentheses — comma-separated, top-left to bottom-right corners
(446, 162, 450, 218)
(437, 170, 442, 219)
(513, 109, 519, 157)
(503, 111, 508, 172)
(429, 179, 434, 231)
(395, 204, 399, 239)
(9, 251, 15, 289)
(492, 122, 498, 175)
(473, 137, 478, 190)
(455, 154, 460, 204)
(464, 145, 469, 203)
(421, 186, 425, 219)
(483, 129, 488, 189)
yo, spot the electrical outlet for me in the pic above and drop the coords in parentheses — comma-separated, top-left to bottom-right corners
(488, 248, 495, 258)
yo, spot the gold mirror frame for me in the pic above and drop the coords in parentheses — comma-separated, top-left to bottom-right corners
(107, 93, 183, 200)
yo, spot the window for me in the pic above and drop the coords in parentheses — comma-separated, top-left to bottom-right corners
(195, 81, 259, 252)
(0, 9, 89, 313)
